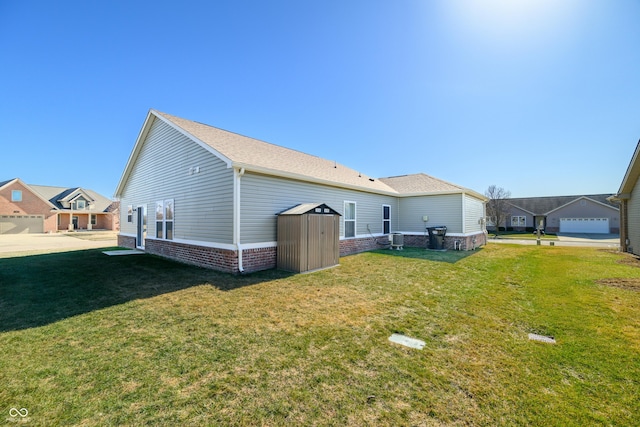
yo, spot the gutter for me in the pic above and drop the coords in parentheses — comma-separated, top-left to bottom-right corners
(234, 167, 245, 273)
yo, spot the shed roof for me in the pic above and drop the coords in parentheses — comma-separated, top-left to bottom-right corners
(279, 203, 341, 216)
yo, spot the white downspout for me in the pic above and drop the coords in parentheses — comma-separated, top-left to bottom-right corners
(234, 167, 245, 272)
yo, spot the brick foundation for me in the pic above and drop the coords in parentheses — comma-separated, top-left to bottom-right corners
(392, 232, 487, 251)
(118, 234, 136, 248)
(116, 232, 487, 274)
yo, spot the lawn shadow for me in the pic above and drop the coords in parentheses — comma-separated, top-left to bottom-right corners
(371, 246, 481, 263)
(0, 248, 293, 332)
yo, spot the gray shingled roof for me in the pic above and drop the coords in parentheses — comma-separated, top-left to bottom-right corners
(29, 185, 114, 212)
(155, 111, 396, 194)
(508, 194, 618, 215)
(379, 173, 467, 194)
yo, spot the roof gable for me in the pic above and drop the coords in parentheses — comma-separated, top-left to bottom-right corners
(508, 194, 618, 215)
(0, 178, 57, 209)
(30, 185, 114, 212)
(616, 140, 640, 198)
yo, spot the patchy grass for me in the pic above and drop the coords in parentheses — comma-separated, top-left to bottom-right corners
(0, 245, 638, 426)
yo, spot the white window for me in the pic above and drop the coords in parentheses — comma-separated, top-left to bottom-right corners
(155, 201, 164, 238)
(344, 201, 356, 238)
(155, 199, 174, 240)
(11, 190, 22, 202)
(511, 216, 526, 227)
(77, 199, 86, 210)
(383, 205, 391, 234)
(127, 205, 133, 223)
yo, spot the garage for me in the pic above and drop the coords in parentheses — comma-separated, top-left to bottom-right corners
(0, 215, 44, 234)
(559, 218, 609, 234)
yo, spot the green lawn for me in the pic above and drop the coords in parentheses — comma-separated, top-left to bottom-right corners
(487, 231, 558, 240)
(1, 245, 638, 426)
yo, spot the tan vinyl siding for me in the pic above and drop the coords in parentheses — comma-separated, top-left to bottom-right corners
(397, 194, 463, 233)
(464, 195, 485, 233)
(240, 173, 398, 243)
(119, 117, 234, 244)
(628, 178, 640, 254)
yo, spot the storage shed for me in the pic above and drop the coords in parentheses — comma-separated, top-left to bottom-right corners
(277, 203, 341, 273)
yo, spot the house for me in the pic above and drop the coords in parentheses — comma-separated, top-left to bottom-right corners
(114, 110, 488, 274)
(499, 195, 620, 234)
(0, 178, 119, 234)
(611, 140, 640, 253)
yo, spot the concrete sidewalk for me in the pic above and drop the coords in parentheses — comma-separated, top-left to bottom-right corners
(0, 232, 118, 256)
(488, 233, 620, 249)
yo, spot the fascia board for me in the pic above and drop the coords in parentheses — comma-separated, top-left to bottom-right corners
(15, 179, 59, 210)
(152, 111, 233, 168)
(114, 110, 234, 198)
(233, 162, 400, 196)
(0, 178, 18, 192)
(618, 140, 640, 194)
(114, 110, 156, 198)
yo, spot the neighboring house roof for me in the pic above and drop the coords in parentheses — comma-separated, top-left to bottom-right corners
(116, 109, 486, 200)
(508, 194, 618, 215)
(615, 140, 640, 198)
(29, 185, 114, 212)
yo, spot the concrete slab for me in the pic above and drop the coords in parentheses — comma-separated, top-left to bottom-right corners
(0, 232, 118, 256)
(103, 249, 144, 256)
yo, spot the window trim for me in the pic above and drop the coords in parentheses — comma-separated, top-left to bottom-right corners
(344, 201, 356, 238)
(155, 199, 174, 240)
(511, 216, 526, 227)
(127, 205, 133, 223)
(382, 204, 391, 234)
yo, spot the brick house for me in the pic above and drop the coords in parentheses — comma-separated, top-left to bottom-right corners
(0, 178, 119, 234)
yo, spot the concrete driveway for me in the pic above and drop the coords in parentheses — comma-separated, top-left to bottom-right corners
(489, 233, 620, 248)
(0, 232, 118, 256)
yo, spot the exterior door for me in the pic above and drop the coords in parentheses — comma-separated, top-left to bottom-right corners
(136, 205, 146, 249)
(72, 216, 79, 230)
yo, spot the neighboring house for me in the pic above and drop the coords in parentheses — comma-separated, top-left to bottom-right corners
(0, 178, 119, 234)
(492, 195, 619, 234)
(115, 110, 488, 274)
(611, 140, 640, 253)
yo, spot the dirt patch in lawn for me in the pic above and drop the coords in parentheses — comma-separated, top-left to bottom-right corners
(597, 278, 640, 292)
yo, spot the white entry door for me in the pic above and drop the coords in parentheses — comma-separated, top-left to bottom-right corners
(560, 218, 609, 234)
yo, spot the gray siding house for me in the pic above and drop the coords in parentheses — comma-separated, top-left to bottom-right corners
(611, 140, 640, 253)
(499, 195, 619, 234)
(115, 110, 488, 273)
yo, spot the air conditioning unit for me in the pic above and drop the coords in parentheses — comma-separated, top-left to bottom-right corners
(390, 233, 404, 250)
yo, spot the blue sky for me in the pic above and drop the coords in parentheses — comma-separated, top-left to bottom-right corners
(1, 0, 639, 199)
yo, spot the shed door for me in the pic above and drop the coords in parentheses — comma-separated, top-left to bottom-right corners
(307, 215, 339, 271)
(0, 215, 44, 234)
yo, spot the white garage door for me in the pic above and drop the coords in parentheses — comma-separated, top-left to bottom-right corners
(0, 215, 44, 234)
(559, 218, 609, 234)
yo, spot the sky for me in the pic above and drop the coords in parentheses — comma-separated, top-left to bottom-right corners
(1, 0, 639, 199)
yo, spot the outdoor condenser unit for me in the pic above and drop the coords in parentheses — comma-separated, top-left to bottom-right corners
(390, 233, 404, 250)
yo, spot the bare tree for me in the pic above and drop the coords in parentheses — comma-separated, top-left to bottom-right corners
(485, 185, 511, 236)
